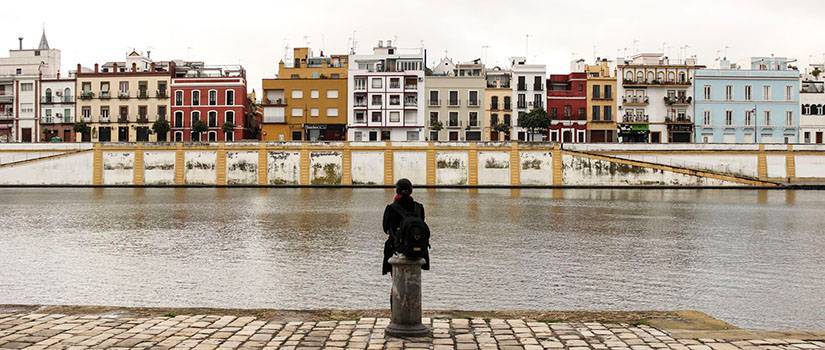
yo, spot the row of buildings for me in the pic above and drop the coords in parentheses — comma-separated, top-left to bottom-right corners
(2, 33, 824, 144)
(0, 32, 252, 143)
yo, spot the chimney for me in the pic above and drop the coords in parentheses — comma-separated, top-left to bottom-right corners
(94, 63, 99, 73)
(378, 40, 384, 48)
(113, 63, 118, 72)
(77, 64, 82, 73)
(18, 37, 23, 50)
(150, 62, 156, 71)
(132, 63, 137, 72)
(57, 71, 60, 79)
(147, 50, 151, 59)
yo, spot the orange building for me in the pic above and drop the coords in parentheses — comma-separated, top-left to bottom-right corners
(261, 48, 348, 141)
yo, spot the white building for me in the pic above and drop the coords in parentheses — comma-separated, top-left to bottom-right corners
(0, 31, 61, 142)
(40, 77, 76, 142)
(511, 57, 546, 141)
(801, 64, 825, 144)
(617, 53, 702, 143)
(347, 40, 425, 142)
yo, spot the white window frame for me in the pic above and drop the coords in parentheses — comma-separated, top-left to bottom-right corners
(310, 108, 319, 117)
(175, 90, 184, 106)
(725, 110, 733, 126)
(785, 111, 793, 126)
(192, 90, 201, 105)
(327, 108, 338, 117)
(703, 111, 711, 126)
(744, 85, 752, 101)
(226, 89, 235, 105)
(763, 110, 771, 126)
(291, 90, 303, 99)
(703, 85, 711, 100)
(225, 111, 235, 125)
(763, 85, 771, 101)
(389, 111, 401, 123)
(371, 78, 383, 89)
(725, 85, 733, 101)
(311, 90, 319, 99)
(291, 108, 303, 117)
(208, 89, 218, 106)
(326, 90, 339, 99)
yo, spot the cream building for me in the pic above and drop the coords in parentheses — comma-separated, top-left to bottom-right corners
(484, 67, 513, 141)
(425, 58, 486, 141)
(75, 51, 171, 142)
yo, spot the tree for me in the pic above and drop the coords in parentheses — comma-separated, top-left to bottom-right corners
(430, 120, 443, 132)
(72, 121, 88, 134)
(813, 67, 822, 79)
(492, 123, 509, 141)
(152, 118, 170, 141)
(517, 108, 550, 142)
(222, 122, 235, 136)
(192, 119, 208, 138)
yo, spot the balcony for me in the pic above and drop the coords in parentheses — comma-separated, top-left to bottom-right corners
(0, 111, 13, 120)
(447, 120, 462, 128)
(138, 90, 149, 99)
(118, 116, 129, 123)
(468, 99, 480, 108)
(100, 116, 110, 123)
(664, 96, 692, 106)
(517, 102, 527, 109)
(137, 116, 149, 123)
(665, 116, 692, 124)
(404, 84, 417, 90)
(354, 100, 367, 108)
(622, 114, 649, 123)
(531, 102, 544, 109)
(428, 99, 441, 107)
(592, 95, 612, 101)
(404, 99, 418, 108)
(265, 98, 287, 106)
(157, 90, 168, 99)
(623, 78, 693, 87)
(448, 99, 460, 107)
(491, 103, 499, 111)
(487, 82, 511, 88)
(517, 84, 526, 91)
(118, 92, 130, 99)
(41, 96, 72, 104)
(503, 103, 512, 111)
(622, 96, 649, 105)
(82, 116, 91, 123)
(100, 91, 112, 99)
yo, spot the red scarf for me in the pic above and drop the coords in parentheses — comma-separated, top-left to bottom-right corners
(394, 194, 413, 202)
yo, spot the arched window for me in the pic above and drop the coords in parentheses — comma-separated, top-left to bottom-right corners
(192, 90, 201, 105)
(646, 71, 654, 82)
(226, 90, 235, 105)
(225, 111, 235, 125)
(208, 111, 217, 127)
(208, 131, 217, 142)
(667, 72, 675, 82)
(657, 72, 664, 81)
(174, 90, 183, 106)
(624, 71, 633, 81)
(679, 72, 687, 83)
(64, 88, 71, 102)
(45, 88, 52, 102)
(635, 71, 643, 82)
(174, 131, 183, 142)
(174, 111, 184, 127)
(208, 90, 217, 105)
(191, 111, 200, 126)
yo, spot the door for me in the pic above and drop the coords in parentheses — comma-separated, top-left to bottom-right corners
(21, 128, 32, 143)
(650, 132, 661, 143)
(562, 130, 572, 143)
(449, 131, 459, 141)
(118, 127, 129, 142)
(817, 132, 823, 144)
(99, 127, 111, 142)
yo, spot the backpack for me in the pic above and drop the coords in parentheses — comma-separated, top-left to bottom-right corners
(390, 202, 430, 259)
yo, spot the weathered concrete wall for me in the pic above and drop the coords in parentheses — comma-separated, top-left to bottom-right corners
(562, 154, 736, 186)
(185, 151, 217, 185)
(310, 151, 343, 185)
(226, 151, 258, 185)
(611, 154, 758, 178)
(0, 143, 93, 165)
(0, 152, 93, 185)
(103, 152, 134, 185)
(796, 155, 825, 178)
(519, 151, 553, 186)
(351, 151, 384, 185)
(436, 151, 468, 185)
(143, 151, 175, 185)
(767, 155, 787, 179)
(394, 152, 427, 185)
(268, 151, 300, 185)
(478, 152, 510, 185)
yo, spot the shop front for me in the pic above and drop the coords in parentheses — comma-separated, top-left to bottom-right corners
(618, 124, 649, 143)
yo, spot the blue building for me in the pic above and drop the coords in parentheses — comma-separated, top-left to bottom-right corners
(694, 57, 800, 143)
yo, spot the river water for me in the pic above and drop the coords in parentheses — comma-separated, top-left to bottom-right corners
(0, 188, 823, 330)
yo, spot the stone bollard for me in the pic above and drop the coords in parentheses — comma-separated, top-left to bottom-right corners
(386, 255, 429, 337)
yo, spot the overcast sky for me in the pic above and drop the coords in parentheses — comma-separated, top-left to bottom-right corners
(4, 0, 825, 94)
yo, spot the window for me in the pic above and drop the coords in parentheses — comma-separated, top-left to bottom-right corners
(389, 111, 401, 123)
(703, 111, 711, 126)
(725, 111, 733, 126)
(174, 111, 183, 127)
(355, 78, 367, 90)
(703, 86, 711, 100)
(355, 111, 366, 123)
(326, 90, 339, 99)
(354, 131, 363, 142)
(192, 90, 201, 105)
(604, 85, 612, 99)
(592, 85, 600, 99)
(490, 113, 498, 125)
(82, 82, 92, 93)
(533, 76, 543, 90)
(745, 110, 753, 126)
(763, 85, 771, 101)
(430, 112, 439, 125)
(119, 81, 129, 94)
(785, 85, 793, 101)
(20, 83, 33, 92)
(208, 90, 217, 105)
(371, 111, 382, 123)
(468, 91, 479, 106)
(226, 90, 235, 105)
(63, 108, 71, 122)
(371, 78, 383, 89)
(429, 90, 439, 105)
(208, 111, 217, 127)
(389, 95, 401, 106)
(175, 91, 183, 106)
(327, 108, 338, 117)
(744, 85, 752, 101)
(390, 78, 401, 89)
(371, 95, 383, 106)
(310, 108, 319, 117)
(517, 94, 526, 108)
(406, 131, 419, 141)
(725, 85, 733, 101)
(785, 111, 793, 126)
(82, 107, 91, 119)
(15, 68, 21, 75)
(20, 103, 34, 113)
(311, 90, 319, 99)
(449, 112, 459, 127)
(223, 111, 235, 125)
(191, 111, 200, 126)
(563, 105, 571, 118)
(469, 112, 478, 127)
(592, 106, 600, 121)
(138, 106, 147, 119)
(291, 108, 303, 117)
(291, 90, 303, 99)
(604, 106, 612, 121)
(449, 91, 459, 105)
(763, 110, 771, 126)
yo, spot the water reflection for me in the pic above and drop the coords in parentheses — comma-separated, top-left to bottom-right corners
(0, 188, 823, 330)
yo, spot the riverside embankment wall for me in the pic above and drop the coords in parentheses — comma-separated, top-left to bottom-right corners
(0, 142, 823, 187)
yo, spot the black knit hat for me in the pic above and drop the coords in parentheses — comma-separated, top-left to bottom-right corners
(395, 178, 413, 196)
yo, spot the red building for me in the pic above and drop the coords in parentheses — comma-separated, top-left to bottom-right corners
(547, 72, 587, 143)
(170, 63, 247, 142)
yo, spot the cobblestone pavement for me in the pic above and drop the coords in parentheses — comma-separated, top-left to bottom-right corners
(1, 313, 823, 350)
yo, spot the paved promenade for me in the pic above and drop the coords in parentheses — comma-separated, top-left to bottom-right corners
(1, 312, 823, 350)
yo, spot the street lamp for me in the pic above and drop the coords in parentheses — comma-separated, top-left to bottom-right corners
(752, 104, 758, 144)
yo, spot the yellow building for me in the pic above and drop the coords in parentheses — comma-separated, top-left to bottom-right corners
(75, 51, 170, 142)
(484, 67, 513, 141)
(585, 60, 617, 142)
(261, 48, 348, 141)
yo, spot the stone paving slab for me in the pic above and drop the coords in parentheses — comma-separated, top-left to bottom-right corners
(0, 313, 822, 350)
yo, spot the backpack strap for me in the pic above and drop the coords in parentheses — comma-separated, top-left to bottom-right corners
(390, 202, 412, 219)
